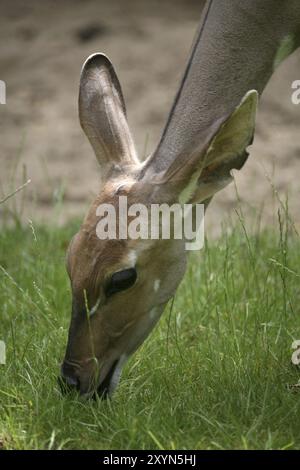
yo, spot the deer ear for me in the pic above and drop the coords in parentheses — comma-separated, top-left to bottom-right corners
(79, 53, 139, 171)
(167, 90, 258, 204)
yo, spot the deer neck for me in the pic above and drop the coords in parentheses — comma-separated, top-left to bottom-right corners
(148, 0, 300, 173)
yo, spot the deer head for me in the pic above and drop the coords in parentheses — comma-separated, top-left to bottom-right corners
(59, 53, 257, 398)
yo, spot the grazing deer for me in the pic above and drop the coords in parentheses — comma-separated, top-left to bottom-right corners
(60, 0, 300, 398)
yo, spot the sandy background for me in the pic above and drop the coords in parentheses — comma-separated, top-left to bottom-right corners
(0, 0, 300, 235)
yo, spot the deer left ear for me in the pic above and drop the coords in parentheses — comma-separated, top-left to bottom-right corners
(79, 53, 139, 173)
(176, 90, 258, 204)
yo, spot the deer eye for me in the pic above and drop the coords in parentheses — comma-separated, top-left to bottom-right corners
(105, 268, 137, 298)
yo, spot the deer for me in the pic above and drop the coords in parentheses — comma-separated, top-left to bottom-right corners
(60, 0, 300, 398)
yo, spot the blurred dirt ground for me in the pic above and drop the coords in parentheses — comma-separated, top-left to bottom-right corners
(0, 0, 300, 235)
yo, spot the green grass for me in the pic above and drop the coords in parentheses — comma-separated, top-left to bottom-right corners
(0, 213, 300, 450)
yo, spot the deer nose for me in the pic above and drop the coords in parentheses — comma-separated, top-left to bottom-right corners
(59, 362, 80, 393)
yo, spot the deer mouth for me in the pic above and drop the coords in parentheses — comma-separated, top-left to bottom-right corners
(96, 359, 119, 398)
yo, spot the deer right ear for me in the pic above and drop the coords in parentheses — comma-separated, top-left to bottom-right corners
(188, 89, 258, 203)
(156, 89, 258, 204)
(79, 53, 139, 171)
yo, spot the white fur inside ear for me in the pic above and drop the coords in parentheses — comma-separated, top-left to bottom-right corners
(113, 178, 136, 195)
